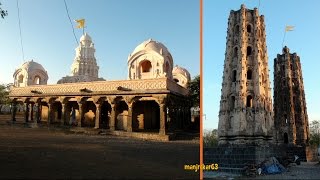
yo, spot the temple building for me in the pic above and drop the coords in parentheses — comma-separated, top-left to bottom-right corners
(9, 34, 194, 141)
(273, 46, 310, 145)
(217, 4, 273, 144)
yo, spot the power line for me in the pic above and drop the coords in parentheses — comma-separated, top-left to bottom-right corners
(16, 0, 25, 62)
(63, 0, 78, 45)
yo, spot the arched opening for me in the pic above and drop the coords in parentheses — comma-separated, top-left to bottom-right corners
(247, 46, 252, 56)
(173, 78, 179, 83)
(66, 101, 80, 126)
(140, 60, 152, 73)
(284, 133, 288, 144)
(230, 96, 235, 110)
(246, 95, 253, 107)
(247, 69, 252, 80)
(165, 61, 170, 74)
(100, 101, 111, 129)
(235, 25, 239, 34)
(284, 114, 288, 124)
(265, 117, 267, 127)
(132, 100, 160, 132)
(49, 101, 62, 124)
(247, 24, 252, 33)
(233, 47, 238, 57)
(18, 74, 24, 83)
(115, 101, 128, 131)
(34, 76, 41, 85)
(82, 101, 96, 127)
(232, 70, 236, 82)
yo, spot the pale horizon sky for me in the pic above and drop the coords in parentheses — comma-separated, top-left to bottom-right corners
(0, 0, 199, 84)
(204, 0, 320, 130)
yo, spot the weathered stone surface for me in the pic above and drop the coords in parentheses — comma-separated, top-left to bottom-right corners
(273, 46, 310, 146)
(218, 4, 273, 144)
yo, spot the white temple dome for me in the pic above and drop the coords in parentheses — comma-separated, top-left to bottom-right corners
(172, 65, 191, 88)
(172, 65, 191, 80)
(130, 39, 171, 61)
(80, 33, 92, 42)
(127, 39, 174, 80)
(17, 60, 47, 74)
(13, 60, 48, 87)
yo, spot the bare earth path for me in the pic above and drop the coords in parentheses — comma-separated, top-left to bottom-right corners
(204, 160, 320, 179)
(0, 115, 199, 179)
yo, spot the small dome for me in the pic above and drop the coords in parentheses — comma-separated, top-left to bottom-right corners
(13, 59, 48, 87)
(18, 60, 47, 73)
(172, 65, 191, 81)
(282, 46, 290, 54)
(129, 39, 170, 61)
(80, 33, 92, 42)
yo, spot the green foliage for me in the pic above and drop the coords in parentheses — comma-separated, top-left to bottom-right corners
(309, 120, 320, 146)
(188, 75, 200, 107)
(0, 84, 10, 105)
(204, 129, 218, 147)
(0, 2, 8, 19)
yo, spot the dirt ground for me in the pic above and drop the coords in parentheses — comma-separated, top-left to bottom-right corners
(0, 115, 199, 179)
(204, 161, 320, 179)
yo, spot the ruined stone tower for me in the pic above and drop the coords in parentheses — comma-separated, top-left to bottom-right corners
(274, 46, 309, 145)
(218, 4, 273, 144)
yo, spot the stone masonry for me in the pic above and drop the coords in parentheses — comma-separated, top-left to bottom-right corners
(218, 4, 273, 144)
(274, 46, 310, 145)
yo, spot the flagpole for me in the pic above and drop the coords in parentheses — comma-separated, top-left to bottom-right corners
(282, 29, 286, 48)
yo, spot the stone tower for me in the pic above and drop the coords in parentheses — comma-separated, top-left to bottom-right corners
(273, 46, 309, 145)
(218, 4, 273, 144)
(58, 33, 104, 84)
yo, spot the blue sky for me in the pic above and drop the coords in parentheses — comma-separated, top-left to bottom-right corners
(204, 0, 320, 130)
(0, 0, 199, 84)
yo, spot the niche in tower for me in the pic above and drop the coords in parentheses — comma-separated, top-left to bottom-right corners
(232, 70, 236, 82)
(233, 47, 238, 58)
(247, 24, 252, 33)
(247, 69, 252, 80)
(230, 96, 235, 109)
(247, 46, 252, 56)
(246, 95, 253, 107)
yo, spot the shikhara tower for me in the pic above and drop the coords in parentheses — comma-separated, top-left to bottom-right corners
(274, 46, 310, 145)
(58, 33, 104, 83)
(218, 4, 273, 144)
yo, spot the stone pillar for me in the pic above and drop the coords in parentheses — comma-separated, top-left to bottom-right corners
(37, 103, 42, 122)
(94, 103, 101, 129)
(159, 103, 166, 135)
(61, 103, 66, 126)
(78, 103, 83, 127)
(11, 102, 17, 122)
(47, 103, 52, 125)
(25, 102, 29, 123)
(110, 103, 116, 131)
(33, 103, 39, 125)
(127, 104, 133, 132)
(30, 103, 34, 121)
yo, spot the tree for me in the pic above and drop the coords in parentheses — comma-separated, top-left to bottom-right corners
(188, 75, 200, 107)
(0, 2, 8, 19)
(309, 120, 320, 146)
(204, 129, 218, 147)
(0, 84, 10, 105)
